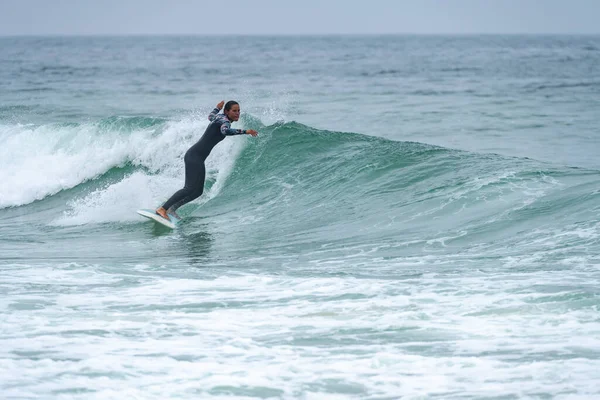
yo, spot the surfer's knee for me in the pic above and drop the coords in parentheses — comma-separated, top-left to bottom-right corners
(191, 187, 204, 200)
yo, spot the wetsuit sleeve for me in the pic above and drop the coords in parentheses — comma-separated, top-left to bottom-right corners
(220, 120, 247, 136)
(208, 107, 220, 121)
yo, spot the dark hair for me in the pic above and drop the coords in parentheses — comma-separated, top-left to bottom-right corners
(224, 101, 239, 111)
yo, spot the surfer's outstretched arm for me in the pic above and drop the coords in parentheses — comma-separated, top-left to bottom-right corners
(221, 122, 258, 136)
(220, 120, 251, 136)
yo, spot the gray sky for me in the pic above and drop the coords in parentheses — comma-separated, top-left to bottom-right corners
(1, 0, 599, 36)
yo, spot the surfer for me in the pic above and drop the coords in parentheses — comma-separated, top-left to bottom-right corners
(155, 100, 258, 221)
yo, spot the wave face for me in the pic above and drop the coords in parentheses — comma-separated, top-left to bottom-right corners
(211, 121, 600, 259)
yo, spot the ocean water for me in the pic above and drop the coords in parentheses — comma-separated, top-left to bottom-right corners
(1, 35, 600, 399)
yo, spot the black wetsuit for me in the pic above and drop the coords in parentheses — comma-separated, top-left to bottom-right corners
(161, 108, 247, 212)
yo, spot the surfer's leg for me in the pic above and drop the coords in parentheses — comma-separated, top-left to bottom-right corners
(168, 162, 206, 213)
(158, 158, 205, 218)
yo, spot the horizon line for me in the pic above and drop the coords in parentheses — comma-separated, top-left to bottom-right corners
(1, 32, 600, 38)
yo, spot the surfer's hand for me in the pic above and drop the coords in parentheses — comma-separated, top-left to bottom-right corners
(247, 129, 258, 136)
(216, 101, 224, 110)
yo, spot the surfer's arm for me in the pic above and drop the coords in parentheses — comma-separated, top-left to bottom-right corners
(209, 100, 225, 121)
(208, 107, 220, 121)
(220, 120, 247, 136)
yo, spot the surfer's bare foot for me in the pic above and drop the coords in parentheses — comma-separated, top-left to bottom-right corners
(156, 207, 170, 220)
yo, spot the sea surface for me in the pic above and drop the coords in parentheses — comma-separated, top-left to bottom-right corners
(1, 35, 600, 399)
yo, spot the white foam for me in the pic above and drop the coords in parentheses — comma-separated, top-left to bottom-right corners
(52, 172, 158, 225)
(2, 264, 600, 398)
(0, 122, 146, 208)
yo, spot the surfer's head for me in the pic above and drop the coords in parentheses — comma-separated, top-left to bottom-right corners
(224, 101, 240, 121)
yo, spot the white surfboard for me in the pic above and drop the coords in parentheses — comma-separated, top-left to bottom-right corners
(136, 209, 177, 229)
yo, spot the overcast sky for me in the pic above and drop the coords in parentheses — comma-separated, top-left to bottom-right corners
(1, 0, 598, 36)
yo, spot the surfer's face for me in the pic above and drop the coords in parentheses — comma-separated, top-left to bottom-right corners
(226, 105, 240, 121)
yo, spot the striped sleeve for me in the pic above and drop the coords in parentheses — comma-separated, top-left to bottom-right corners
(220, 120, 246, 136)
(208, 107, 220, 121)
